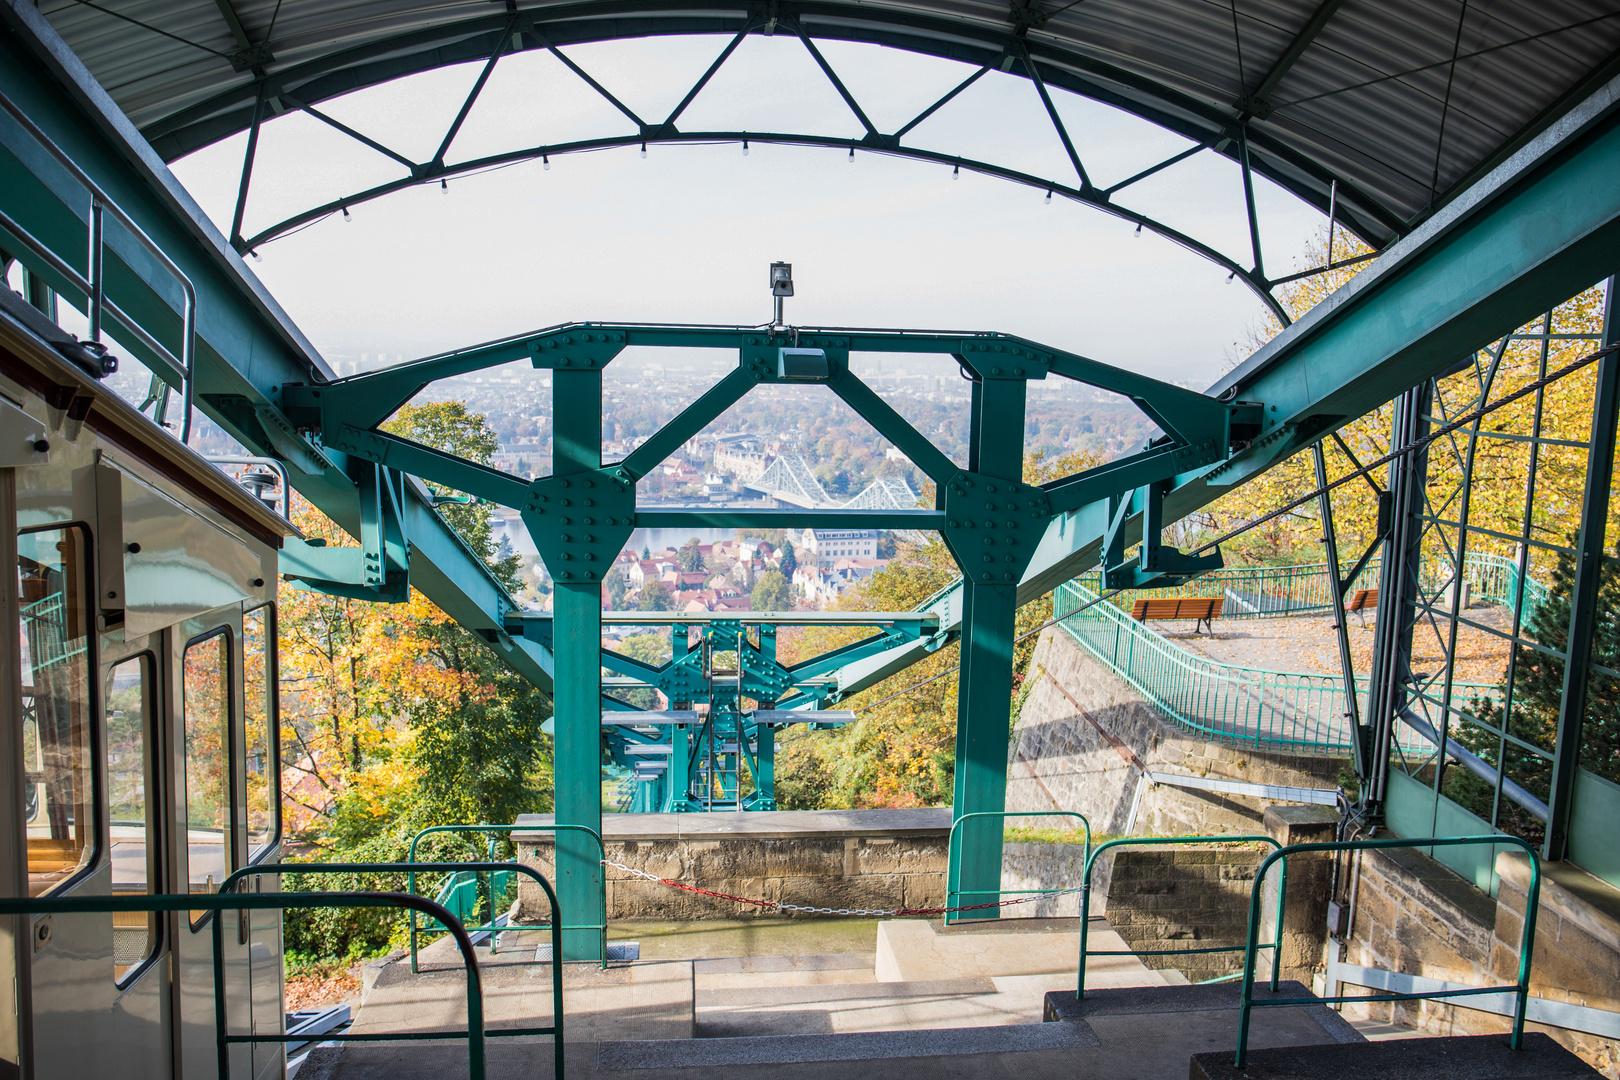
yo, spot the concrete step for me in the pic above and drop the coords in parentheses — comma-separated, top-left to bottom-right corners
(1190, 1032, 1604, 1079)
(693, 953, 876, 989)
(1043, 979, 1364, 1044)
(876, 917, 1173, 983)
(598, 1020, 1098, 1070)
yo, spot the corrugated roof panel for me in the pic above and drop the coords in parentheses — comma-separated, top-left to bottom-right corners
(27, 0, 1620, 249)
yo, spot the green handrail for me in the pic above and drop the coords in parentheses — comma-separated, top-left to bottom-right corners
(0, 888, 490, 1080)
(408, 823, 607, 971)
(1078, 835, 1285, 998)
(945, 810, 1091, 925)
(1054, 579, 1497, 757)
(220, 861, 565, 1080)
(1233, 834, 1541, 1069)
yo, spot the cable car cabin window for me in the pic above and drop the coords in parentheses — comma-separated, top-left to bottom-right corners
(243, 606, 278, 858)
(183, 631, 232, 926)
(107, 654, 159, 982)
(17, 526, 94, 897)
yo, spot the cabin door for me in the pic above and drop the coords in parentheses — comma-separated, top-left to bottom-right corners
(18, 528, 173, 1080)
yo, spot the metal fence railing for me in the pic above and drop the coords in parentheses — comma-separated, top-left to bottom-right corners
(1075, 550, 1546, 623)
(1053, 580, 1499, 757)
(946, 810, 1091, 925)
(1234, 835, 1541, 1068)
(227, 861, 564, 1079)
(0, 863, 565, 1080)
(407, 823, 607, 971)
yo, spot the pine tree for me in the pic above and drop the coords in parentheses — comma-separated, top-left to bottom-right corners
(1449, 545, 1620, 842)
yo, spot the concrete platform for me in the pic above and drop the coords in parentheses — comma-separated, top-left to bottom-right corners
(1189, 1032, 1603, 1079)
(876, 917, 1182, 985)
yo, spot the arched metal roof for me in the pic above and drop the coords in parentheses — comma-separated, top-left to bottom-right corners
(35, 1, 1620, 269)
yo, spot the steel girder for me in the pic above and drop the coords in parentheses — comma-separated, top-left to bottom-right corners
(827, 72, 1620, 705)
(0, 1, 557, 690)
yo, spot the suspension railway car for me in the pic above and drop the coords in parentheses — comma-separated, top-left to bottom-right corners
(0, 281, 293, 1079)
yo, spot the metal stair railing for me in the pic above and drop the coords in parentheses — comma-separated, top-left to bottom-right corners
(0, 881, 535, 1080)
(1053, 580, 1497, 757)
(0, 88, 197, 438)
(1077, 834, 1285, 997)
(406, 824, 607, 971)
(222, 861, 564, 1080)
(945, 810, 1091, 925)
(1232, 834, 1542, 1069)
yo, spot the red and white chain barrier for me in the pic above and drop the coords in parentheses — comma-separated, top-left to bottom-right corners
(601, 859, 1085, 917)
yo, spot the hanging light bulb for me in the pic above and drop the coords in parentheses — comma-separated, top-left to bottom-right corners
(1045, 190, 1052, 204)
(342, 206, 351, 221)
(952, 163, 960, 180)
(1134, 222, 1142, 238)
(249, 249, 261, 262)
(440, 178, 448, 195)
(848, 147, 855, 163)
(542, 154, 550, 170)
(1226, 271, 1236, 285)
(742, 138, 749, 155)
(640, 142, 647, 158)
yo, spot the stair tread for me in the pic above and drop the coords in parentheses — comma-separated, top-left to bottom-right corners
(1190, 1032, 1602, 1080)
(697, 977, 996, 1006)
(598, 1020, 1099, 1069)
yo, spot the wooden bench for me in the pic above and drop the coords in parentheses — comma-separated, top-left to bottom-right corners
(1346, 587, 1379, 624)
(1129, 597, 1224, 635)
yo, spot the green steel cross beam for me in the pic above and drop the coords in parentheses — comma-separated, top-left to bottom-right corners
(827, 72, 1620, 709)
(298, 317, 1245, 923)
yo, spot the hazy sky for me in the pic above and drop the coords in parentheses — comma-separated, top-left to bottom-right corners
(170, 35, 1329, 388)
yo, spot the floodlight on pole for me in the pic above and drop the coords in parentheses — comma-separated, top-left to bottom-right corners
(770, 262, 793, 326)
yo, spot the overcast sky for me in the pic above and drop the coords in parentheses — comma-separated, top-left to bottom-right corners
(170, 35, 1329, 389)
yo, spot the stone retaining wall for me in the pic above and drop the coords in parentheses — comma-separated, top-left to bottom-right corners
(1335, 845, 1620, 1077)
(512, 809, 949, 920)
(1006, 626, 1341, 837)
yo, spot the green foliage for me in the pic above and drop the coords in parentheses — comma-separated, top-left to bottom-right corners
(639, 578, 673, 611)
(611, 632, 672, 710)
(751, 570, 793, 612)
(606, 572, 628, 607)
(780, 541, 798, 579)
(1447, 545, 1620, 842)
(677, 538, 705, 573)
(382, 401, 519, 591)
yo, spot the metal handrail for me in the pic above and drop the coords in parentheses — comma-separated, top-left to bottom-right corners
(945, 810, 1091, 925)
(1054, 580, 1497, 756)
(1233, 834, 1541, 1068)
(1078, 834, 1285, 998)
(0, 88, 197, 440)
(407, 823, 607, 971)
(0, 888, 491, 1079)
(224, 861, 565, 1080)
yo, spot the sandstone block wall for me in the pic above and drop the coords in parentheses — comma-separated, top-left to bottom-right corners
(1105, 847, 1263, 980)
(1005, 626, 1342, 839)
(1335, 844, 1620, 1078)
(512, 809, 949, 921)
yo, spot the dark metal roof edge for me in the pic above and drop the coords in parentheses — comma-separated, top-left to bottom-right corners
(1206, 70, 1620, 403)
(0, 0, 333, 383)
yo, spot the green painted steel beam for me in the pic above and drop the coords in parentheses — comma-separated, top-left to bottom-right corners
(0, 6, 559, 692)
(832, 74, 1620, 702)
(636, 508, 944, 530)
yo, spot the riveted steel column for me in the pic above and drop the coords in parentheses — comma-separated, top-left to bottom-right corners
(1545, 279, 1620, 860)
(551, 368, 604, 960)
(951, 376, 1026, 921)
